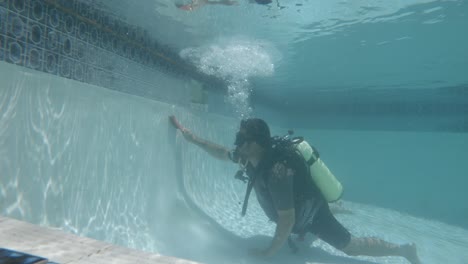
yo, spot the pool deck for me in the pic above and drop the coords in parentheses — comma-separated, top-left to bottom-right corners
(0, 216, 200, 264)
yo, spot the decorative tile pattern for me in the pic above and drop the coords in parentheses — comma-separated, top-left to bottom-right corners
(44, 51, 58, 74)
(7, 12, 28, 43)
(0, 34, 4, 61)
(0, 0, 218, 102)
(5, 36, 26, 65)
(29, 0, 46, 24)
(0, 0, 8, 8)
(0, 7, 6, 34)
(0, 7, 5, 62)
(25, 44, 43, 70)
(10, 0, 29, 18)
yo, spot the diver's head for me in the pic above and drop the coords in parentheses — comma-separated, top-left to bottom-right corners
(253, 0, 272, 4)
(234, 118, 271, 160)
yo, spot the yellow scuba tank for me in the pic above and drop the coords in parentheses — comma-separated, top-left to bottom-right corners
(294, 140, 343, 202)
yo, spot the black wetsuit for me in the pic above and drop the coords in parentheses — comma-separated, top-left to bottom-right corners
(233, 148, 351, 249)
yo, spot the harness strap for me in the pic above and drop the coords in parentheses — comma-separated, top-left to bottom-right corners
(241, 175, 257, 216)
(288, 235, 299, 253)
(305, 146, 320, 166)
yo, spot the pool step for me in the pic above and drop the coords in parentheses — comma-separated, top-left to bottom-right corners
(0, 216, 200, 264)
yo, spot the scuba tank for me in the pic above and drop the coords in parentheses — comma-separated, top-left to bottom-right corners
(293, 140, 343, 203)
(272, 132, 343, 203)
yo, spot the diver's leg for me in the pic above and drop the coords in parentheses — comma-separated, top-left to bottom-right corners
(342, 237, 421, 264)
(311, 205, 421, 264)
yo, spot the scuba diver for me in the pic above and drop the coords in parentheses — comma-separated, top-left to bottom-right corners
(176, 0, 272, 11)
(169, 116, 421, 263)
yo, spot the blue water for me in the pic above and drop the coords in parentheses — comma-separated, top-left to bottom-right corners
(0, 0, 467, 264)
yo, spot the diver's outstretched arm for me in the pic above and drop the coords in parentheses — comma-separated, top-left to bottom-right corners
(182, 129, 231, 161)
(170, 116, 231, 161)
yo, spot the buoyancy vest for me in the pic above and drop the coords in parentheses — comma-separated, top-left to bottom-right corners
(237, 135, 343, 218)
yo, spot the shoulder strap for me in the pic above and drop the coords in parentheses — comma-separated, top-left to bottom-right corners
(241, 174, 257, 216)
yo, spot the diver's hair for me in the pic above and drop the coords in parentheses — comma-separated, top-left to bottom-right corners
(240, 118, 271, 149)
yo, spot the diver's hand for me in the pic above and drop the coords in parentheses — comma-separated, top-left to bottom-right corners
(169, 116, 197, 143)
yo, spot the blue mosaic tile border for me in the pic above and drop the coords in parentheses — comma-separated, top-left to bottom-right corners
(0, 0, 221, 98)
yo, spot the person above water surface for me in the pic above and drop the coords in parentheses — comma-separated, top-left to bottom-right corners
(176, 0, 272, 11)
(170, 116, 421, 263)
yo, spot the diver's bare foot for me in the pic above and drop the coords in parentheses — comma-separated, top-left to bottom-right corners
(401, 243, 421, 264)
